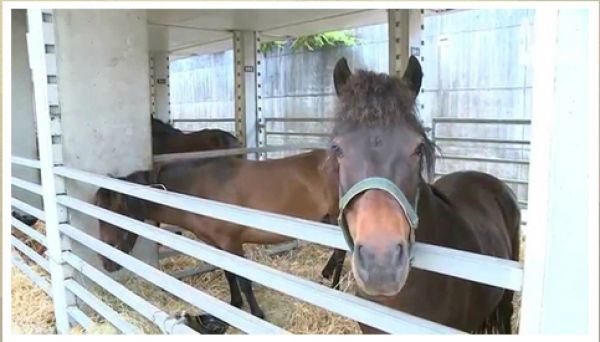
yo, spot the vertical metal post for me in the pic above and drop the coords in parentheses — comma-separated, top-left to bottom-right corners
(388, 9, 409, 78)
(233, 32, 245, 145)
(149, 55, 156, 118)
(389, 10, 428, 132)
(388, 9, 424, 73)
(151, 52, 170, 123)
(233, 31, 259, 159)
(256, 33, 266, 160)
(26, 8, 75, 333)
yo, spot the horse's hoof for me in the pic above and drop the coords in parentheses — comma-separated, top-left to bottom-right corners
(230, 298, 243, 308)
(185, 314, 229, 334)
(252, 309, 265, 320)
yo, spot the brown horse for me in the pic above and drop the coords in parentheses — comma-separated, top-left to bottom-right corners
(151, 118, 241, 155)
(95, 149, 339, 319)
(327, 56, 520, 334)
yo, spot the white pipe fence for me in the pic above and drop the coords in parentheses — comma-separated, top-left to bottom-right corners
(62, 252, 197, 334)
(64, 279, 141, 334)
(11, 152, 523, 334)
(153, 144, 328, 163)
(54, 164, 524, 291)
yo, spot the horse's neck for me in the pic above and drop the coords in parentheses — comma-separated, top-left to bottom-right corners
(415, 182, 472, 247)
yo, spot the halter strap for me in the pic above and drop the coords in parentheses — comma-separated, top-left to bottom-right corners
(337, 177, 420, 253)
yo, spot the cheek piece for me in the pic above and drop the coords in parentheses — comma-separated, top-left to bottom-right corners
(337, 177, 420, 263)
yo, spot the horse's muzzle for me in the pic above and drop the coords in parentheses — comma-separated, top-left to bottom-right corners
(352, 242, 410, 296)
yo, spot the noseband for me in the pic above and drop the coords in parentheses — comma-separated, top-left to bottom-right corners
(337, 177, 420, 258)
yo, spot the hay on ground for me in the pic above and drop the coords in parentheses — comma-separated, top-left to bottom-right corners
(11, 221, 526, 334)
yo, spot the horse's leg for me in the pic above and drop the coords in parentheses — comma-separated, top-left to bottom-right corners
(322, 249, 347, 288)
(321, 250, 338, 280)
(222, 239, 265, 319)
(223, 270, 243, 309)
(237, 275, 264, 319)
(330, 249, 347, 289)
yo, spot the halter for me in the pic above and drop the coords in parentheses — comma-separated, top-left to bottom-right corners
(337, 177, 420, 259)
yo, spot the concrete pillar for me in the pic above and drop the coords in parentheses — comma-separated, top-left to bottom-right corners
(53, 10, 157, 271)
(11, 9, 42, 210)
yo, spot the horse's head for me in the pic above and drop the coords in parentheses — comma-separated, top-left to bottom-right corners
(94, 171, 149, 272)
(331, 56, 434, 297)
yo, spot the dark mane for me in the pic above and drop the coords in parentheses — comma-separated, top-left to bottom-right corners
(333, 70, 437, 181)
(152, 118, 182, 136)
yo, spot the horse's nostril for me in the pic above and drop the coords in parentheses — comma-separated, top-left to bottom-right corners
(396, 243, 404, 258)
(393, 243, 407, 266)
(356, 244, 366, 265)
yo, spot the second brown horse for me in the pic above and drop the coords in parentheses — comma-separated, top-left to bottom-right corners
(96, 149, 339, 319)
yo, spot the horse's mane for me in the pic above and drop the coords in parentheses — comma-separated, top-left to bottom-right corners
(333, 70, 437, 180)
(152, 118, 182, 135)
(95, 171, 151, 207)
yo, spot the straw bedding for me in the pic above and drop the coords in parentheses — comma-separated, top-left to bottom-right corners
(11, 222, 524, 334)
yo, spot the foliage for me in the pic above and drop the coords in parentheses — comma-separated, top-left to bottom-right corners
(259, 30, 360, 54)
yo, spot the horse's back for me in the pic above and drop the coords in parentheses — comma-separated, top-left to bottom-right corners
(153, 129, 241, 154)
(433, 171, 520, 261)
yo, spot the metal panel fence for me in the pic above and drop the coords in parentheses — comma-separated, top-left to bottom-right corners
(431, 117, 531, 208)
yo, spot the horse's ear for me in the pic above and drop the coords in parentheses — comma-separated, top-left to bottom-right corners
(402, 55, 423, 96)
(333, 57, 352, 96)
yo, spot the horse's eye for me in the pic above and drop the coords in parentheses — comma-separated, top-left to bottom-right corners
(412, 143, 424, 157)
(331, 144, 343, 157)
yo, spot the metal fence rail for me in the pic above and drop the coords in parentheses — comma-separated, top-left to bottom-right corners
(263, 117, 335, 123)
(437, 155, 530, 165)
(55, 165, 523, 291)
(65, 279, 141, 334)
(171, 118, 236, 123)
(12, 217, 47, 246)
(63, 252, 197, 334)
(59, 223, 288, 334)
(12, 177, 44, 195)
(66, 306, 94, 331)
(11, 236, 50, 272)
(12, 156, 42, 169)
(432, 118, 532, 125)
(153, 144, 327, 163)
(11, 253, 51, 294)
(264, 131, 330, 138)
(12, 197, 45, 220)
